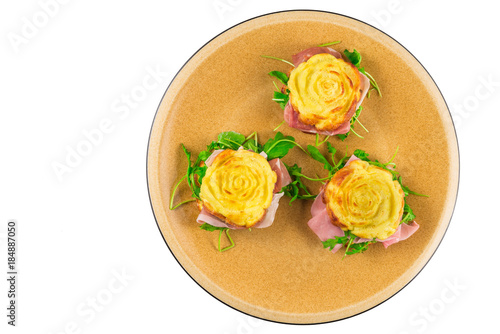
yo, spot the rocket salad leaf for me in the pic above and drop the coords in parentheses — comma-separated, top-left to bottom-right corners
(344, 49, 381, 97)
(269, 71, 289, 85)
(323, 230, 376, 259)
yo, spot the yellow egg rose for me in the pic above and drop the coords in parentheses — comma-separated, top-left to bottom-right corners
(200, 149, 277, 228)
(288, 53, 363, 132)
(324, 160, 405, 240)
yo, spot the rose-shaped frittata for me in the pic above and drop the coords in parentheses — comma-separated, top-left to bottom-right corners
(324, 159, 405, 240)
(288, 53, 364, 133)
(200, 149, 277, 228)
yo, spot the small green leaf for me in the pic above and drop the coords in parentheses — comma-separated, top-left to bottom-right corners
(337, 132, 349, 141)
(307, 145, 333, 173)
(353, 149, 370, 161)
(243, 140, 261, 153)
(322, 236, 347, 251)
(273, 91, 289, 110)
(263, 132, 297, 160)
(343, 49, 362, 67)
(345, 240, 374, 255)
(401, 184, 429, 197)
(198, 150, 213, 162)
(336, 107, 367, 141)
(269, 71, 289, 85)
(401, 203, 416, 223)
(282, 163, 316, 204)
(323, 230, 374, 256)
(217, 131, 245, 150)
(199, 223, 227, 232)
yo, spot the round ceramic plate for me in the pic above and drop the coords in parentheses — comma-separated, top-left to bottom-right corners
(147, 10, 459, 324)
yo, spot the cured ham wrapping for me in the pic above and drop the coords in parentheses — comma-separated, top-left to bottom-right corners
(307, 155, 419, 253)
(285, 47, 370, 135)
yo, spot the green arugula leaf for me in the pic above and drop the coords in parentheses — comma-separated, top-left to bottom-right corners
(273, 91, 289, 110)
(193, 165, 207, 182)
(337, 132, 349, 141)
(401, 184, 429, 197)
(326, 142, 337, 156)
(199, 223, 235, 252)
(401, 203, 416, 224)
(267, 68, 290, 110)
(269, 71, 289, 85)
(337, 107, 367, 141)
(307, 145, 333, 173)
(199, 223, 226, 232)
(197, 150, 213, 162)
(181, 144, 201, 200)
(323, 230, 375, 257)
(343, 49, 362, 67)
(282, 163, 316, 204)
(344, 49, 381, 97)
(353, 149, 370, 161)
(197, 141, 219, 163)
(345, 240, 374, 255)
(263, 132, 299, 160)
(243, 140, 262, 153)
(217, 131, 245, 150)
(322, 235, 348, 251)
(343, 49, 381, 97)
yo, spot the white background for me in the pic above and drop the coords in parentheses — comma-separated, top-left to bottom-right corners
(1, 0, 498, 333)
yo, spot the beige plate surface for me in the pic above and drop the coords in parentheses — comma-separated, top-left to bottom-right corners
(147, 11, 459, 324)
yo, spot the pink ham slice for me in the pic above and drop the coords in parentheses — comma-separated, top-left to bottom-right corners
(284, 102, 352, 136)
(307, 188, 344, 253)
(268, 158, 292, 192)
(285, 47, 370, 135)
(344, 154, 360, 166)
(196, 194, 285, 230)
(197, 207, 245, 230)
(307, 155, 419, 253)
(197, 150, 292, 229)
(205, 149, 224, 166)
(292, 46, 342, 67)
(354, 221, 419, 248)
